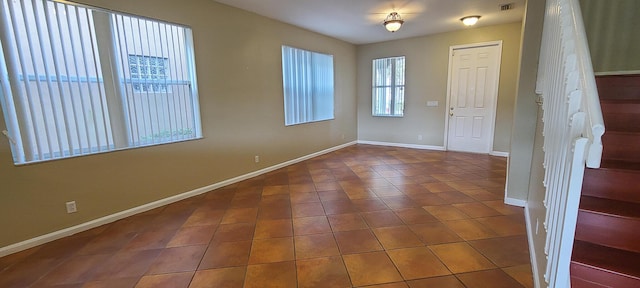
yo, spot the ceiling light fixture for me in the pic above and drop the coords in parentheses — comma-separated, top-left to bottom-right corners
(460, 15, 481, 26)
(383, 12, 404, 32)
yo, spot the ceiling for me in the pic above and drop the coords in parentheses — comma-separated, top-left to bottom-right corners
(213, 0, 526, 45)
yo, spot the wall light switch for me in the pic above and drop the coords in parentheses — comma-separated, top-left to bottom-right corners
(427, 101, 439, 107)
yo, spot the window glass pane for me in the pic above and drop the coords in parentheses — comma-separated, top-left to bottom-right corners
(0, 0, 202, 164)
(281, 46, 334, 126)
(372, 56, 405, 117)
(394, 86, 405, 115)
(127, 55, 169, 93)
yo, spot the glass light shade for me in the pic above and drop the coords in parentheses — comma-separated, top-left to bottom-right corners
(384, 20, 403, 32)
(461, 16, 480, 26)
(383, 12, 404, 32)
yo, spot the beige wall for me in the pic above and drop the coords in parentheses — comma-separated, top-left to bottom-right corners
(356, 22, 522, 153)
(526, 106, 547, 287)
(580, 0, 640, 73)
(506, 0, 546, 203)
(516, 0, 548, 286)
(0, 0, 357, 248)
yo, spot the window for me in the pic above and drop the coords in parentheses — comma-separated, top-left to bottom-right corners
(372, 56, 405, 117)
(0, 0, 201, 164)
(281, 46, 334, 126)
(128, 55, 169, 93)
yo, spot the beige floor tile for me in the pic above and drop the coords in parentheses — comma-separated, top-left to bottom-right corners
(190, 267, 245, 288)
(248, 237, 294, 264)
(342, 251, 403, 287)
(429, 242, 495, 273)
(296, 256, 351, 288)
(387, 247, 451, 280)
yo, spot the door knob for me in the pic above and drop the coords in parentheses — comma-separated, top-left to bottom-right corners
(449, 107, 454, 117)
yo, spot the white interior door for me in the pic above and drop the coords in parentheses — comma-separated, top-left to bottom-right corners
(446, 43, 502, 154)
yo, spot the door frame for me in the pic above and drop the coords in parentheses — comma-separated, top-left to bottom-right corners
(443, 40, 503, 153)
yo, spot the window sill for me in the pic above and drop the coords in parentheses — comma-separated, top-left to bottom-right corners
(372, 115, 404, 118)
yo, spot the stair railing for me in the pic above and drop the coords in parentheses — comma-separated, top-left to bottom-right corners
(535, 0, 605, 287)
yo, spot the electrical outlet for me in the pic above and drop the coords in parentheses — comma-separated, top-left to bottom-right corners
(341, 133, 345, 140)
(66, 201, 77, 213)
(254, 155, 260, 163)
(418, 134, 423, 140)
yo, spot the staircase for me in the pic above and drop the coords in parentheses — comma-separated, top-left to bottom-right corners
(571, 74, 640, 287)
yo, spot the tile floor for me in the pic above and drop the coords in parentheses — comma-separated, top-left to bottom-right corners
(0, 144, 534, 287)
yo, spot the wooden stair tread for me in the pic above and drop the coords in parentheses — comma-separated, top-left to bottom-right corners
(572, 240, 640, 280)
(600, 99, 640, 115)
(583, 166, 640, 204)
(600, 159, 640, 171)
(580, 196, 640, 219)
(600, 98, 640, 103)
(596, 74, 640, 100)
(600, 99, 640, 133)
(601, 131, 640, 163)
(604, 130, 640, 136)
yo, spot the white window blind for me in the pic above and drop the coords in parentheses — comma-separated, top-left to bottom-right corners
(372, 56, 405, 117)
(281, 45, 334, 126)
(0, 0, 201, 164)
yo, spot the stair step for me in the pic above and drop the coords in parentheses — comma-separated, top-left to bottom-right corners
(600, 99, 640, 132)
(575, 196, 640, 252)
(579, 196, 640, 218)
(601, 131, 640, 163)
(583, 168, 640, 203)
(596, 74, 640, 100)
(570, 277, 610, 288)
(571, 240, 640, 288)
(601, 159, 640, 171)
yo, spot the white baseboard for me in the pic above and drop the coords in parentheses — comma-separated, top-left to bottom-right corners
(490, 151, 510, 157)
(0, 141, 357, 257)
(357, 140, 446, 151)
(504, 197, 527, 207)
(357, 140, 510, 158)
(525, 204, 542, 288)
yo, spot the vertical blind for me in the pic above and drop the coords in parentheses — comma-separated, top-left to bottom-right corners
(0, 0, 201, 164)
(281, 45, 334, 126)
(372, 56, 405, 116)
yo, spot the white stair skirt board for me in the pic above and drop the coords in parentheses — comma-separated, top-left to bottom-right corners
(490, 151, 510, 157)
(358, 140, 446, 151)
(505, 197, 527, 207)
(525, 204, 543, 288)
(0, 141, 358, 258)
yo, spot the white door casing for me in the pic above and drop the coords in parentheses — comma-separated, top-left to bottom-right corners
(445, 42, 502, 154)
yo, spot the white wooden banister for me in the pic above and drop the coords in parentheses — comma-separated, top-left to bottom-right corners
(535, 0, 605, 287)
(569, 0, 605, 169)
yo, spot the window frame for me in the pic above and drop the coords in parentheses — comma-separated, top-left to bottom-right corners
(372, 56, 406, 117)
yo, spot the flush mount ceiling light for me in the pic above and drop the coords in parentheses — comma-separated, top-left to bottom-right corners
(383, 12, 404, 32)
(461, 15, 481, 26)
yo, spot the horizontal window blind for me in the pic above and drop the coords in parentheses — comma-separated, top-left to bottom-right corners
(0, 0, 201, 164)
(281, 45, 334, 126)
(372, 56, 405, 117)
